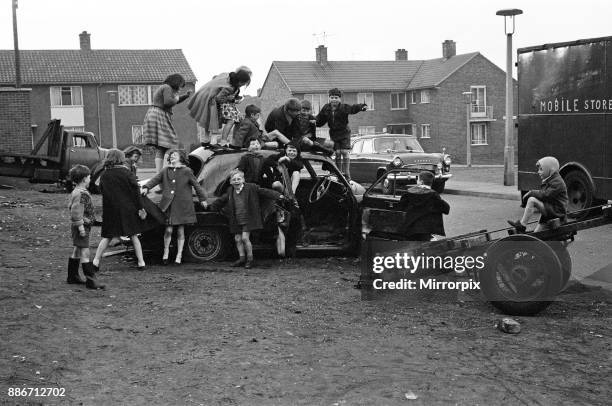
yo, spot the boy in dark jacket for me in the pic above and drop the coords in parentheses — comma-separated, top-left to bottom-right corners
(508, 156, 568, 233)
(315, 88, 367, 180)
(398, 171, 450, 241)
(230, 104, 263, 149)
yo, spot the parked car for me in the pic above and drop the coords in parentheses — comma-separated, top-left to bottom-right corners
(349, 133, 452, 193)
(140, 147, 366, 262)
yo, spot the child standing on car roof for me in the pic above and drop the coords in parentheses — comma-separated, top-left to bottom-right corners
(141, 149, 207, 265)
(207, 168, 283, 269)
(316, 88, 368, 180)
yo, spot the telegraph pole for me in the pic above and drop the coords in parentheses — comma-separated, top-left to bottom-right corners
(12, 0, 22, 88)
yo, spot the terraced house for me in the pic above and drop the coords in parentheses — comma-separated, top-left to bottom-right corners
(0, 31, 197, 155)
(260, 41, 516, 164)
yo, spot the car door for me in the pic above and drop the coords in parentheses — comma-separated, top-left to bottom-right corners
(66, 132, 101, 170)
(361, 169, 412, 237)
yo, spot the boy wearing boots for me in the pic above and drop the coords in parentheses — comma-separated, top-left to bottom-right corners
(67, 165, 104, 289)
(315, 88, 368, 180)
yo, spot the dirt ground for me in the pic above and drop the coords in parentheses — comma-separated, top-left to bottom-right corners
(1, 177, 611, 406)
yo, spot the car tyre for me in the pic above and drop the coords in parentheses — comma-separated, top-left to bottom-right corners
(184, 226, 230, 262)
(563, 169, 594, 219)
(433, 181, 445, 194)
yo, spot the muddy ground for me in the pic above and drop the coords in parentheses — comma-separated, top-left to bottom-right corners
(0, 177, 610, 406)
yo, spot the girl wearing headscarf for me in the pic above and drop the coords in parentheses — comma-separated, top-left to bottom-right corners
(508, 156, 568, 232)
(187, 66, 252, 147)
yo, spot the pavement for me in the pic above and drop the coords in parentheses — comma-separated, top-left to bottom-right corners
(444, 180, 520, 201)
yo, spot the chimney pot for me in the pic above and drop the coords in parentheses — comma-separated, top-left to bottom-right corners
(316, 45, 328, 64)
(79, 31, 91, 51)
(442, 40, 456, 59)
(395, 48, 408, 61)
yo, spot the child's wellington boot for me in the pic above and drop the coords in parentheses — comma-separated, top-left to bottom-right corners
(67, 258, 86, 284)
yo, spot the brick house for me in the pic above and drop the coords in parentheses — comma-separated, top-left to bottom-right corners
(0, 31, 198, 155)
(260, 41, 516, 164)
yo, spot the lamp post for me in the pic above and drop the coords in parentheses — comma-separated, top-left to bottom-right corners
(462, 91, 472, 167)
(496, 8, 522, 186)
(12, 0, 21, 88)
(106, 91, 118, 148)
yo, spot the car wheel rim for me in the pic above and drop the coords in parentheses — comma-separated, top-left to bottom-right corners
(188, 229, 221, 260)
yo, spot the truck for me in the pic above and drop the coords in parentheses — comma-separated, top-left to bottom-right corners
(517, 36, 612, 215)
(0, 119, 108, 190)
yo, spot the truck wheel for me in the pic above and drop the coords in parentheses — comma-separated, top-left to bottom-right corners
(184, 226, 230, 262)
(481, 234, 562, 316)
(563, 170, 593, 219)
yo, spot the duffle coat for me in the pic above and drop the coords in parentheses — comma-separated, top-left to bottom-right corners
(210, 183, 281, 234)
(144, 165, 207, 225)
(100, 165, 144, 238)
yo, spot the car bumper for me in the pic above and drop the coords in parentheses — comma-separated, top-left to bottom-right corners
(385, 172, 452, 182)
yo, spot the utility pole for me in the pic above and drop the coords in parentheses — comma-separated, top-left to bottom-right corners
(12, 0, 21, 88)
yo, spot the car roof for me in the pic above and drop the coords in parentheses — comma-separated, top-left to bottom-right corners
(352, 133, 417, 140)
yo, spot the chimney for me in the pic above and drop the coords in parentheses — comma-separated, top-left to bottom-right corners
(79, 31, 91, 51)
(442, 40, 456, 59)
(315, 45, 328, 64)
(395, 49, 408, 61)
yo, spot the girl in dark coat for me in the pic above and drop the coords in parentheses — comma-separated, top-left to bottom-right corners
(208, 168, 283, 268)
(142, 150, 207, 264)
(92, 149, 148, 271)
(508, 156, 568, 232)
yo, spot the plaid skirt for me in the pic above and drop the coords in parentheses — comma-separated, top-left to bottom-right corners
(143, 106, 178, 149)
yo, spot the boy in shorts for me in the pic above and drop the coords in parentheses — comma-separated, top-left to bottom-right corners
(67, 164, 104, 289)
(315, 88, 367, 180)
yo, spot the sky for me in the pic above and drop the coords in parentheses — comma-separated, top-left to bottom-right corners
(1, 0, 611, 95)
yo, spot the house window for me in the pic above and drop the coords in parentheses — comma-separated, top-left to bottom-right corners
(132, 125, 145, 144)
(421, 124, 431, 139)
(303, 93, 327, 115)
(390, 92, 407, 110)
(119, 85, 149, 105)
(470, 86, 487, 114)
(50, 86, 83, 106)
(357, 93, 374, 110)
(420, 90, 430, 104)
(471, 123, 488, 145)
(387, 123, 415, 135)
(315, 127, 329, 139)
(358, 126, 376, 135)
(410, 91, 417, 104)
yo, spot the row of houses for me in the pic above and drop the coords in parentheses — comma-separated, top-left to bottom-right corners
(0, 32, 515, 164)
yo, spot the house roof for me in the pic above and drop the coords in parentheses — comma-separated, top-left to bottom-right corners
(270, 52, 479, 93)
(0, 49, 197, 85)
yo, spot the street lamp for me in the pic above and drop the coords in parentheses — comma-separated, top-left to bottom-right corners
(106, 90, 118, 148)
(462, 91, 472, 167)
(496, 8, 522, 186)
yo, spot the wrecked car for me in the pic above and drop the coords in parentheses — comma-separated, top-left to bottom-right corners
(140, 147, 366, 261)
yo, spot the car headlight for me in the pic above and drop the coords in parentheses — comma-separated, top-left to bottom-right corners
(392, 157, 402, 167)
(444, 155, 452, 166)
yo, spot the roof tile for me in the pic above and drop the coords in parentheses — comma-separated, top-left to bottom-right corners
(0, 49, 197, 85)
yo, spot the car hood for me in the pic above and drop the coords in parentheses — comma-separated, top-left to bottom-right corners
(392, 152, 444, 164)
